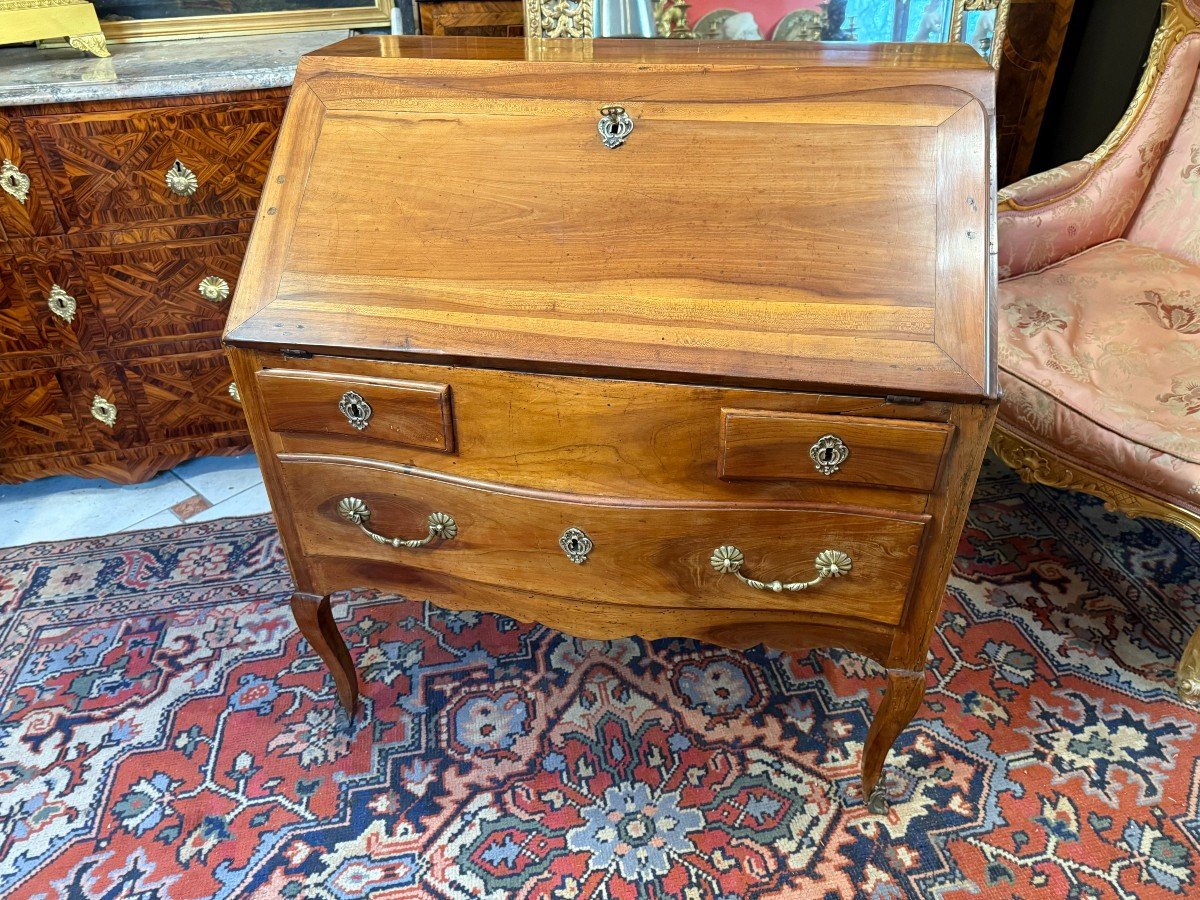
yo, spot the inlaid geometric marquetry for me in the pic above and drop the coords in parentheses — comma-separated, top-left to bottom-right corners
(59, 363, 142, 452)
(1, 88, 280, 484)
(7, 237, 108, 351)
(0, 116, 61, 240)
(0, 370, 85, 456)
(123, 351, 246, 442)
(24, 100, 286, 231)
(0, 253, 40, 354)
(77, 233, 248, 347)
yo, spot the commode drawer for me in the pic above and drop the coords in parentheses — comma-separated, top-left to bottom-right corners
(257, 368, 454, 452)
(720, 410, 952, 492)
(23, 97, 285, 231)
(277, 456, 928, 626)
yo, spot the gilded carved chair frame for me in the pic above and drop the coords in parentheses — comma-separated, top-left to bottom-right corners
(991, 0, 1200, 701)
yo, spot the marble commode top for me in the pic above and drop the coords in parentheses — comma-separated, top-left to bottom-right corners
(0, 30, 350, 106)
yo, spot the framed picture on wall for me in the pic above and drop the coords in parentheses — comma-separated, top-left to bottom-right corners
(93, 0, 390, 42)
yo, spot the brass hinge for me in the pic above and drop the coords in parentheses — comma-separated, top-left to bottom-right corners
(281, 348, 313, 360)
(885, 394, 924, 405)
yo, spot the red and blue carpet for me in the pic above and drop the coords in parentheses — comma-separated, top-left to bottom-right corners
(0, 456, 1198, 899)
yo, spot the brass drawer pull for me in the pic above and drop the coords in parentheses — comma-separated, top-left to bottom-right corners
(598, 106, 633, 149)
(90, 394, 117, 427)
(47, 284, 77, 324)
(1, 159, 30, 204)
(337, 497, 457, 548)
(165, 159, 198, 197)
(198, 275, 230, 303)
(710, 545, 852, 592)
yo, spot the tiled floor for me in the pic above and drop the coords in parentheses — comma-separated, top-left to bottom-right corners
(0, 452, 271, 548)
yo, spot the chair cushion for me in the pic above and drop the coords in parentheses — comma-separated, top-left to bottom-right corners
(998, 239, 1200, 505)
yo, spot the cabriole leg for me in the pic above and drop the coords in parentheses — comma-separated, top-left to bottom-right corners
(862, 668, 926, 813)
(290, 592, 359, 715)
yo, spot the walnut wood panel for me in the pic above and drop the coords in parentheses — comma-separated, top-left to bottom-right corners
(77, 232, 248, 347)
(278, 455, 927, 624)
(258, 355, 952, 512)
(419, 0, 523, 36)
(0, 114, 61, 240)
(7, 235, 108, 352)
(719, 410, 952, 492)
(0, 366, 85, 458)
(23, 97, 285, 231)
(257, 368, 454, 452)
(228, 42, 996, 401)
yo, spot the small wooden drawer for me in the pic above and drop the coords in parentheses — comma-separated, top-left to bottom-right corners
(23, 98, 284, 231)
(256, 369, 454, 452)
(720, 410, 952, 492)
(278, 457, 927, 626)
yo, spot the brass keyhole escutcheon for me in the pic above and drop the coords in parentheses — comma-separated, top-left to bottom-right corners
(809, 434, 849, 476)
(338, 390, 372, 430)
(560, 527, 593, 564)
(1, 159, 30, 204)
(597, 106, 633, 149)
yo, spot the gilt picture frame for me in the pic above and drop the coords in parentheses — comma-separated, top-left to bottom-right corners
(92, 0, 390, 43)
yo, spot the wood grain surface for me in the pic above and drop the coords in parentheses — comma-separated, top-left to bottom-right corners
(257, 368, 454, 452)
(279, 454, 927, 624)
(720, 409, 952, 492)
(227, 40, 996, 401)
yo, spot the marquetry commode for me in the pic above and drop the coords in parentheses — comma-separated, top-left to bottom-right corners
(0, 87, 285, 483)
(225, 36, 999, 813)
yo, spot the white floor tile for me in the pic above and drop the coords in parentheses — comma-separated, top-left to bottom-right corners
(185, 482, 273, 523)
(0, 472, 197, 548)
(127, 509, 183, 531)
(170, 452, 264, 505)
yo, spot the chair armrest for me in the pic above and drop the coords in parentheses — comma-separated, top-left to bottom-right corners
(998, 29, 1200, 281)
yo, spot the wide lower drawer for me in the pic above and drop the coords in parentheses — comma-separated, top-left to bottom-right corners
(278, 457, 927, 626)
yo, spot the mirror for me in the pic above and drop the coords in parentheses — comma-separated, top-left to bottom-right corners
(524, 0, 1010, 66)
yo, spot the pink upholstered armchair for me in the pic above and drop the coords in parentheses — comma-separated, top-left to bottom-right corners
(990, 0, 1200, 699)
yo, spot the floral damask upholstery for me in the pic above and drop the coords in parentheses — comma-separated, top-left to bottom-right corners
(999, 240, 1200, 504)
(997, 9, 1200, 517)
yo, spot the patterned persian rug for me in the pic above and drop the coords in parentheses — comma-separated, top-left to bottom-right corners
(1, 456, 1198, 899)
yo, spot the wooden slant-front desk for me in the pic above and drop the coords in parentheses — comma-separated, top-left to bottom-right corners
(224, 36, 998, 813)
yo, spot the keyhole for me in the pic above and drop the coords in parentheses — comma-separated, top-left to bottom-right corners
(171, 160, 185, 176)
(349, 401, 363, 418)
(568, 537, 581, 553)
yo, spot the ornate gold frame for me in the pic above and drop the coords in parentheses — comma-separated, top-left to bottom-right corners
(94, 0, 389, 44)
(990, 0, 1200, 702)
(950, 0, 1011, 67)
